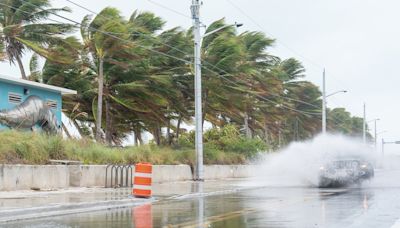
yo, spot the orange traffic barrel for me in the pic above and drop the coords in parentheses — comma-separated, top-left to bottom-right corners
(132, 204, 153, 228)
(133, 163, 152, 198)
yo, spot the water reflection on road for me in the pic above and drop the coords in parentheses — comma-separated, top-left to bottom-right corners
(4, 170, 400, 228)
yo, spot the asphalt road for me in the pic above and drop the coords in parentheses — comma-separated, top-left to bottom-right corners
(3, 170, 400, 228)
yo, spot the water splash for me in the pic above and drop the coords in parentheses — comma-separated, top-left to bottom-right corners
(253, 134, 376, 187)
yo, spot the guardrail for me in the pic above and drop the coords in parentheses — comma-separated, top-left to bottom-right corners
(105, 164, 134, 188)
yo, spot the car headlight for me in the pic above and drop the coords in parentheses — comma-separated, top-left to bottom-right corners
(320, 166, 325, 170)
(361, 164, 367, 169)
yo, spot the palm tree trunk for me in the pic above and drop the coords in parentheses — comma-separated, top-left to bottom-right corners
(244, 112, 251, 138)
(62, 123, 71, 138)
(105, 97, 112, 145)
(134, 131, 139, 146)
(153, 125, 161, 146)
(176, 115, 182, 140)
(166, 119, 171, 145)
(133, 127, 142, 146)
(137, 130, 143, 145)
(16, 55, 27, 80)
(264, 123, 270, 145)
(95, 58, 104, 142)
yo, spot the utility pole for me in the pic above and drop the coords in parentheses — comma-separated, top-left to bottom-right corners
(363, 103, 366, 144)
(322, 69, 327, 134)
(191, 0, 203, 181)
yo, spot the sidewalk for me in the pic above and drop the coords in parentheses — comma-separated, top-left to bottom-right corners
(0, 179, 248, 223)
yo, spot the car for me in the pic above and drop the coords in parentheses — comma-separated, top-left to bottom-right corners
(318, 159, 374, 188)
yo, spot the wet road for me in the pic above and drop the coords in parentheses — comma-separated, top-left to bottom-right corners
(3, 170, 400, 228)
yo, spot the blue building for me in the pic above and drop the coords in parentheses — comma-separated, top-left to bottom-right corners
(0, 75, 76, 133)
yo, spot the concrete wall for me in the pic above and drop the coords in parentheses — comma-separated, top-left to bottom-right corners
(0, 164, 256, 191)
(0, 165, 69, 191)
(203, 165, 257, 179)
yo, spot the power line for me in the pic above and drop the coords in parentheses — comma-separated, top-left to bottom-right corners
(225, 0, 322, 70)
(64, 0, 192, 58)
(202, 65, 322, 116)
(146, 0, 191, 19)
(15, 0, 192, 65)
(0, 2, 73, 25)
(60, 0, 324, 117)
(133, 0, 347, 117)
(224, 0, 352, 93)
(7, 0, 349, 126)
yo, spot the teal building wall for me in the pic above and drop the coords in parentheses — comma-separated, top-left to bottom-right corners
(0, 81, 62, 130)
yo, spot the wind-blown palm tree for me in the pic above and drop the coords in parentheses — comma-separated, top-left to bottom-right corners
(0, 0, 74, 79)
(81, 7, 132, 142)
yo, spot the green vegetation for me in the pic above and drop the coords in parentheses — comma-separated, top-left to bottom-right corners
(0, 2, 370, 154)
(0, 127, 266, 165)
(0, 0, 74, 79)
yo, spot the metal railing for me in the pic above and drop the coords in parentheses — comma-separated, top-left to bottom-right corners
(105, 164, 134, 188)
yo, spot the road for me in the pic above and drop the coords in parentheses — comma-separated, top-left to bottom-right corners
(3, 170, 400, 228)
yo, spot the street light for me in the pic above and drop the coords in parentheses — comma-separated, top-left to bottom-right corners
(203, 22, 243, 37)
(191, 0, 243, 181)
(322, 69, 347, 134)
(326, 90, 347, 98)
(382, 139, 400, 158)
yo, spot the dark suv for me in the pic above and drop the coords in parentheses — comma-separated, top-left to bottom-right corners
(318, 159, 374, 188)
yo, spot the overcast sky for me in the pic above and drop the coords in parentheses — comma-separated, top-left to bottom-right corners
(2, 0, 399, 150)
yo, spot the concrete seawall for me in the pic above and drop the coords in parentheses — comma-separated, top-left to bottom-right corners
(0, 164, 256, 191)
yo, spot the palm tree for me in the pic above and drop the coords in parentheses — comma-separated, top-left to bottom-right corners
(0, 0, 74, 79)
(200, 19, 245, 127)
(80, 7, 132, 142)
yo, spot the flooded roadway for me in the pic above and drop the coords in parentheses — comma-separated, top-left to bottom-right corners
(3, 170, 400, 228)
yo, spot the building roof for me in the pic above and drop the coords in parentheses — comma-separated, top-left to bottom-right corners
(0, 74, 77, 95)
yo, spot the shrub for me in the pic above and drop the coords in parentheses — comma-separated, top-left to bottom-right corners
(0, 129, 258, 165)
(179, 124, 268, 159)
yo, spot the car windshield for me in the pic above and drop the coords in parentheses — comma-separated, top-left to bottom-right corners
(327, 160, 360, 169)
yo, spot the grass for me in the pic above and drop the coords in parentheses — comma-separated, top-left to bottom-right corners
(0, 130, 253, 165)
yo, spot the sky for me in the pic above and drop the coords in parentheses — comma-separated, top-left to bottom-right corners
(1, 0, 400, 151)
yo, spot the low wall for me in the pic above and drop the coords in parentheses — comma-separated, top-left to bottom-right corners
(0, 165, 69, 191)
(0, 164, 256, 191)
(203, 165, 257, 179)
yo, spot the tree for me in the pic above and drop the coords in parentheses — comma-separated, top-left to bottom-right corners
(81, 7, 132, 143)
(0, 0, 74, 79)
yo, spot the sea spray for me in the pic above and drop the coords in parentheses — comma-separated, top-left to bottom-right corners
(252, 134, 375, 187)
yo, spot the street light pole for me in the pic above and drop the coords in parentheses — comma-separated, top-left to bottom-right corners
(367, 118, 380, 149)
(190, 1, 243, 180)
(322, 69, 327, 134)
(191, 0, 203, 181)
(374, 119, 379, 149)
(321, 69, 347, 134)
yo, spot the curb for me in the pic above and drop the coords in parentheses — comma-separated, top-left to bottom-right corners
(0, 197, 154, 223)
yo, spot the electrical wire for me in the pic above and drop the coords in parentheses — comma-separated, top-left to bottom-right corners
(5, 0, 351, 127)
(224, 0, 354, 100)
(58, 0, 324, 117)
(65, 0, 192, 58)
(14, 0, 192, 65)
(146, 0, 191, 19)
